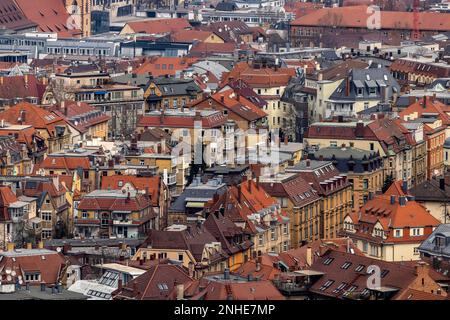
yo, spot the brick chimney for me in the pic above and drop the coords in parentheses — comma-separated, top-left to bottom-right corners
(306, 246, 312, 266)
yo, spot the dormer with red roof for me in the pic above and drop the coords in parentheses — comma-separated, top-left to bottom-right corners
(343, 180, 440, 262)
(0, 102, 73, 154)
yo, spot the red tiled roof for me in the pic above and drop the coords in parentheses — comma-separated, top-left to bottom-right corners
(138, 111, 228, 129)
(0, 186, 18, 221)
(133, 57, 198, 77)
(390, 59, 450, 79)
(0, 75, 47, 102)
(0, 250, 67, 285)
(189, 42, 237, 57)
(347, 183, 440, 244)
(77, 192, 151, 212)
(39, 155, 91, 171)
(400, 96, 450, 125)
(123, 18, 191, 35)
(291, 5, 450, 31)
(171, 30, 219, 43)
(0, 102, 68, 138)
(14, 0, 82, 37)
(0, 0, 37, 31)
(112, 263, 193, 300)
(221, 62, 296, 88)
(101, 175, 161, 207)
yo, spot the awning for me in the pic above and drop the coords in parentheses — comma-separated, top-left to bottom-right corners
(186, 202, 205, 208)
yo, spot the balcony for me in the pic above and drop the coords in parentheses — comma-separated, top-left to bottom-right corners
(74, 218, 101, 226)
(112, 219, 134, 226)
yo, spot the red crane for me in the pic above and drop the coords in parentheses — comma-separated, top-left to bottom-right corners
(412, 0, 421, 41)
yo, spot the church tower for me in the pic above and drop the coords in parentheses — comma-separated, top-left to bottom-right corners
(65, 0, 91, 37)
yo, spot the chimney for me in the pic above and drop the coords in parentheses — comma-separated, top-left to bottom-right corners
(7, 242, 14, 251)
(160, 110, 165, 124)
(220, 95, 224, 103)
(248, 180, 252, 194)
(355, 122, 364, 138)
(256, 176, 260, 189)
(224, 268, 230, 280)
(188, 262, 194, 278)
(0, 77, 3, 85)
(238, 184, 242, 203)
(306, 246, 312, 266)
(255, 256, 262, 272)
(38, 241, 44, 249)
(26, 243, 32, 250)
(284, 135, 288, 145)
(236, 94, 240, 101)
(432, 93, 436, 103)
(345, 76, 350, 96)
(176, 283, 184, 300)
(390, 195, 396, 204)
(422, 96, 427, 109)
(117, 279, 123, 291)
(440, 178, 445, 191)
(402, 181, 408, 194)
(306, 160, 311, 168)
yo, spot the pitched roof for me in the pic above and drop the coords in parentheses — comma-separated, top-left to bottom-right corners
(195, 89, 267, 122)
(0, 186, 18, 221)
(0, 102, 68, 138)
(14, 0, 82, 37)
(346, 184, 441, 243)
(138, 110, 228, 129)
(112, 263, 193, 300)
(291, 5, 450, 31)
(133, 57, 198, 77)
(171, 29, 220, 43)
(0, 249, 67, 285)
(307, 249, 442, 300)
(122, 18, 191, 35)
(100, 175, 161, 206)
(0, 0, 37, 31)
(222, 62, 296, 88)
(77, 190, 152, 213)
(39, 155, 90, 171)
(0, 75, 47, 102)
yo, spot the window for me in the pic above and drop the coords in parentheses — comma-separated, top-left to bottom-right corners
(82, 211, 88, 219)
(380, 270, 389, 278)
(341, 262, 352, 270)
(25, 273, 41, 282)
(410, 228, 422, 237)
(157, 283, 169, 290)
(369, 143, 374, 151)
(333, 282, 348, 293)
(323, 258, 334, 265)
(41, 230, 52, 239)
(258, 234, 263, 246)
(178, 254, 183, 261)
(394, 229, 402, 237)
(41, 212, 52, 221)
(99, 271, 119, 287)
(319, 280, 335, 291)
(270, 229, 276, 241)
(355, 264, 365, 272)
(283, 224, 288, 235)
(362, 241, 368, 253)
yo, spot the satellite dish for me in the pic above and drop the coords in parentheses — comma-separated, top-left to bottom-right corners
(11, 271, 16, 277)
(56, 247, 62, 253)
(5, 268, 11, 274)
(18, 279, 23, 285)
(6, 275, 12, 281)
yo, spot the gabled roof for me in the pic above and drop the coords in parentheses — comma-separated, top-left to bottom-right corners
(14, 0, 82, 37)
(0, 249, 67, 285)
(101, 175, 161, 207)
(346, 182, 440, 243)
(0, 102, 68, 138)
(133, 57, 198, 77)
(171, 29, 222, 43)
(0, 75, 47, 102)
(112, 263, 193, 300)
(122, 18, 191, 35)
(0, 186, 18, 221)
(291, 5, 450, 31)
(308, 249, 441, 300)
(39, 155, 91, 171)
(138, 110, 228, 130)
(0, 0, 37, 31)
(77, 190, 152, 212)
(222, 62, 296, 88)
(194, 89, 267, 122)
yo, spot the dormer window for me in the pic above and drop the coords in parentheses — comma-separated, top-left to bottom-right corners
(435, 236, 447, 247)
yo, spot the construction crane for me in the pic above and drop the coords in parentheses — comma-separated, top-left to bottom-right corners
(412, 0, 421, 41)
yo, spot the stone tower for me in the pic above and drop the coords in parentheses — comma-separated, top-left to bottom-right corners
(65, 0, 91, 37)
